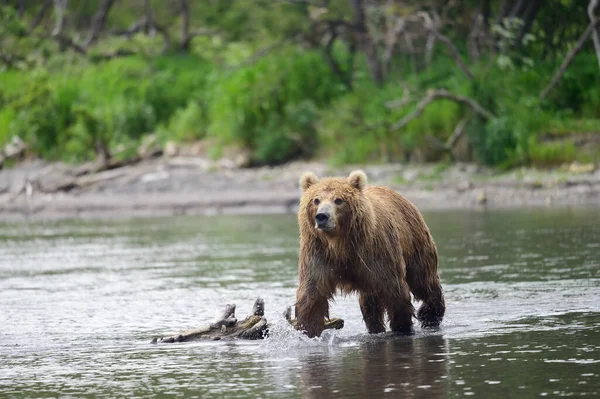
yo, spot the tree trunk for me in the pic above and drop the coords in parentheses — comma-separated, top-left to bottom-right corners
(515, 0, 542, 46)
(17, 0, 26, 17)
(51, 0, 68, 36)
(29, 0, 52, 32)
(323, 23, 353, 90)
(83, 0, 116, 48)
(178, 0, 191, 51)
(495, 0, 512, 24)
(481, 0, 491, 32)
(350, 0, 384, 85)
(589, 0, 600, 68)
(508, 0, 527, 19)
(467, 11, 483, 61)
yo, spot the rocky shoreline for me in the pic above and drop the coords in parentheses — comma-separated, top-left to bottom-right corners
(1, 156, 599, 221)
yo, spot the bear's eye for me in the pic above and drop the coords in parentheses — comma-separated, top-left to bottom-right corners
(313, 198, 320, 206)
(334, 198, 344, 205)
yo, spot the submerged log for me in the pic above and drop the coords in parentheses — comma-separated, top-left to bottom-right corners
(151, 298, 344, 343)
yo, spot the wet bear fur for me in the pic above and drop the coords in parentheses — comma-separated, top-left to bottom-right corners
(295, 170, 445, 337)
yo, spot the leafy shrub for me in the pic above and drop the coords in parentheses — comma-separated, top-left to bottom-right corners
(318, 79, 463, 165)
(158, 100, 207, 143)
(546, 54, 600, 115)
(0, 54, 212, 161)
(208, 47, 346, 164)
(144, 55, 211, 123)
(470, 117, 521, 166)
(1, 69, 76, 159)
(318, 83, 393, 164)
(254, 100, 319, 164)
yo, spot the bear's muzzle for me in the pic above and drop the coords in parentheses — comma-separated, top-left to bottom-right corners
(315, 204, 335, 231)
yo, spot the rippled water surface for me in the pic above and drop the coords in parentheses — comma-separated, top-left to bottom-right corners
(1, 208, 599, 398)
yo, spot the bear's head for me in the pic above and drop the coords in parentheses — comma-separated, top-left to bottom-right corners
(298, 170, 368, 236)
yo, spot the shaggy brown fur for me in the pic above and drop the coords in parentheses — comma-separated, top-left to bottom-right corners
(295, 170, 445, 338)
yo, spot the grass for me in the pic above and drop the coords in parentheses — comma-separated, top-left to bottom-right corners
(544, 119, 600, 136)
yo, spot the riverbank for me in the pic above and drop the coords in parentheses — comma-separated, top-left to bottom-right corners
(1, 156, 598, 221)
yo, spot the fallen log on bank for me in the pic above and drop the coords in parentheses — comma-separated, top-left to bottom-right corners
(151, 298, 344, 343)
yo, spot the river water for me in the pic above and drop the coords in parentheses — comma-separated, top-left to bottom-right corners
(1, 208, 599, 398)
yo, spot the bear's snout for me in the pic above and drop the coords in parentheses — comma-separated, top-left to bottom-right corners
(315, 212, 329, 224)
(315, 204, 335, 231)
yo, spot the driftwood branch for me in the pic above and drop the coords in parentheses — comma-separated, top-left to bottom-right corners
(391, 89, 494, 131)
(540, 18, 600, 101)
(151, 299, 344, 343)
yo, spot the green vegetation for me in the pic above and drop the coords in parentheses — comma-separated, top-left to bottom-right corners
(0, 1, 599, 167)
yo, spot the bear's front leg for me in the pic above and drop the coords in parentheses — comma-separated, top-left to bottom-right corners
(295, 285, 329, 338)
(387, 281, 415, 335)
(359, 294, 386, 334)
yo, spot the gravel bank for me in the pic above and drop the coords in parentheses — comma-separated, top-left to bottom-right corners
(1, 158, 598, 221)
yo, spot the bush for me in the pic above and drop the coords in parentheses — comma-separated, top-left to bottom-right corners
(0, 69, 76, 159)
(254, 100, 319, 164)
(208, 47, 346, 164)
(0, 54, 211, 162)
(470, 116, 521, 167)
(318, 78, 463, 165)
(158, 100, 207, 143)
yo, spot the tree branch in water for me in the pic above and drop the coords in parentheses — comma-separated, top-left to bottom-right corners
(151, 298, 344, 343)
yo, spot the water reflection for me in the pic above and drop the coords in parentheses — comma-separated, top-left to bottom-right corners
(299, 335, 449, 398)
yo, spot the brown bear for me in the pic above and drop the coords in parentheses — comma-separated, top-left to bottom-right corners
(295, 170, 445, 338)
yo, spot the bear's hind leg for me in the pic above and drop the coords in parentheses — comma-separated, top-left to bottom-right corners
(359, 294, 386, 334)
(406, 258, 446, 329)
(416, 283, 445, 328)
(387, 282, 415, 334)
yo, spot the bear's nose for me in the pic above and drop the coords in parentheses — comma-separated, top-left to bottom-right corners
(315, 213, 329, 223)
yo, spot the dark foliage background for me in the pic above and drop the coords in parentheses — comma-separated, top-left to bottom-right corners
(1, 0, 599, 167)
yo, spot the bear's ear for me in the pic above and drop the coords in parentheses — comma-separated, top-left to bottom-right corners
(348, 170, 367, 191)
(300, 172, 319, 191)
